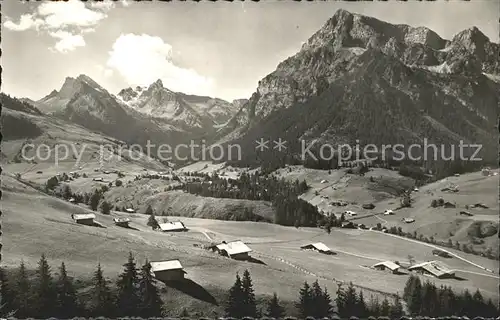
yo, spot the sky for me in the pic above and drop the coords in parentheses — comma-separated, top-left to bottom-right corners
(2, 0, 499, 102)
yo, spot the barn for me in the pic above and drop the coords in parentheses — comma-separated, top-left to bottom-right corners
(71, 213, 96, 226)
(150, 260, 186, 281)
(125, 208, 136, 213)
(158, 221, 187, 232)
(372, 261, 401, 274)
(408, 261, 455, 279)
(113, 217, 131, 228)
(211, 240, 252, 260)
(300, 242, 335, 255)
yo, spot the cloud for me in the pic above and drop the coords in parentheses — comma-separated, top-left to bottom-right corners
(3, 14, 44, 31)
(3, 0, 127, 53)
(38, 1, 107, 29)
(49, 30, 86, 53)
(106, 33, 215, 96)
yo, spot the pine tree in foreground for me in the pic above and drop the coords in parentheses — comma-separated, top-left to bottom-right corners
(225, 273, 245, 318)
(138, 260, 164, 317)
(241, 269, 258, 318)
(296, 281, 314, 318)
(0, 267, 14, 316)
(266, 292, 285, 319)
(116, 252, 141, 317)
(90, 263, 114, 317)
(13, 261, 32, 318)
(389, 295, 404, 318)
(55, 262, 79, 318)
(33, 254, 57, 318)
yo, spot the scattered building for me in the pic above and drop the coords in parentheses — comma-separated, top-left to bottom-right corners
(341, 221, 356, 229)
(158, 221, 187, 232)
(482, 168, 491, 176)
(71, 213, 96, 226)
(113, 217, 131, 228)
(362, 203, 375, 210)
(125, 208, 136, 213)
(372, 261, 401, 274)
(69, 198, 76, 203)
(210, 240, 252, 260)
(383, 209, 394, 215)
(443, 201, 456, 208)
(344, 210, 357, 216)
(402, 218, 415, 223)
(320, 179, 328, 184)
(408, 261, 455, 279)
(471, 203, 488, 209)
(149, 260, 186, 281)
(459, 211, 474, 217)
(300, 242, 335, 255)
(93, 177, 104, 182)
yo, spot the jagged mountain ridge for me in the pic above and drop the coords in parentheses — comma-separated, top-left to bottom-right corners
(33, 75, 241, 152)
(117, 79, 239, 127)
(216, 9, 499, 165)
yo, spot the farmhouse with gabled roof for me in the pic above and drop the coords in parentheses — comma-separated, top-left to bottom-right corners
(408, 261, 455, 279)
(150, 259, 186, 281)
(300, 242, 335, 255)
(210, 240, 252, 260)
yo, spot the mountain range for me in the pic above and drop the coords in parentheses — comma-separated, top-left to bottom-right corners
(216, 9, 499, 167)
(4, 9, 499, 169)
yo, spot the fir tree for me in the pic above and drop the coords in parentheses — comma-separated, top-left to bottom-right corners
(101, 201, 112, 215)
(225, 273, 245, 318)
(33, 254, 57, 318)
(116, 252, 141, 317)
(296, 281, 314, 318)
(389, 295, 404, 318)
(145, 205, 154, 215)
(380, 297, 391, 316)
(406, 275, 422, 315)
(55, 262, 79, 318)
(138, 260, 164, 317)
(147, 212, 160, 230)
(0, 267, 14, 315)
(13, 261, 32, 318)
(266, 292, 285, 319)
(90, 263, 114, 317)
(356, 290, 368, 318)
(241, 269, 258, 317)
(89, 189, 101, 211)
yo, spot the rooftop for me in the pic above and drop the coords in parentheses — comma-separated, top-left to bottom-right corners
(408, 261, 455, 277)
(216, 240, 252, 255)
(372, 261, 400, 271)
(159, 221, 186, 231)
(150, 260, 184, 272)
(301, 242, 332, 252)
(72, 213, 96, 220)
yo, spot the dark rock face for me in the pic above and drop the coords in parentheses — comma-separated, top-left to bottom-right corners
(217, 9, 499, 165)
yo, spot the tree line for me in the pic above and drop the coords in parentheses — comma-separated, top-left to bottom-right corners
(0, 253, 163, 318)
(403, 274, 498, 317)
(182, 172, 322, 227)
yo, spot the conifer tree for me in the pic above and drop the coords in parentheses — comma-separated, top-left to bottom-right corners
(368, 295, 380, 317)
(241, 269, 258, 317)
(147, 212, 160, 230)
(296, 281, 314, 318)
(310, 280, 333, 318)
(13, 261, 32, 318)
(389, 295, 404, 318)
(89, 189, 101, 211)
(356, 290, 368, 318)
(266, 292, 285, 319)
(138, 260, 164, 317)
(407, 275, 422, 315)
(90, 263, 114, 317)
(0, 267, 14, 315)
(116, 252, 141, 317)
(380, 297, 391, 316)
(225, 273, 245, 318)
(472, 288, 484, 315)
(33, 254, 57, 318)
(55, 262, 79, 318)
